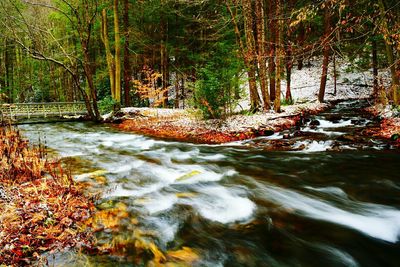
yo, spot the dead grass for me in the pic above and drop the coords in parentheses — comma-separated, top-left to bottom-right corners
(0, 126, 95, 265)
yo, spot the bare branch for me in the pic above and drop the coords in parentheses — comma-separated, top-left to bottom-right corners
(21, 0, 74, 24)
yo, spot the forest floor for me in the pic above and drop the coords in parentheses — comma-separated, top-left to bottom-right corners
(112, 103, 329, 144)
(365, 104, 400, 146)
(109, 61, 399, 145)
(0, 127, 96, 265)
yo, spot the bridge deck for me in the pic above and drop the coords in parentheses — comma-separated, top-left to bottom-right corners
(0, 102, 88, 123)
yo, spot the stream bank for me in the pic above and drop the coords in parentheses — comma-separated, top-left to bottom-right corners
(364, 103, 400, 147)
(107, 99, 400, 147)
(0, 127, 95, 265)
(110, 102, 330, 144)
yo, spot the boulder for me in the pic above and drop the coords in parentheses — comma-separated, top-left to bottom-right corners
(351, 119, 366, 125)
(261, 129, 275, 136)
(325, 114, 342, 123)
(391, 133, 399, 141)
(309, 119, 320, 126)
(336, 134, 358, 142)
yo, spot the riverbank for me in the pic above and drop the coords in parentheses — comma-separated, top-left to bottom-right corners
(108, 99, 400, 147)
(109, 59, 390, 144)
(0, 127, 95, 265)
(365, 103, 400, 146)
(111, 102, 330, 144)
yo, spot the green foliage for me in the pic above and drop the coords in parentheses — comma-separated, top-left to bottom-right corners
(281, 98, 294, 106)
(193, 43, 242, 119)
(98, 96, 118, 114)
(96, 76, 112, 101)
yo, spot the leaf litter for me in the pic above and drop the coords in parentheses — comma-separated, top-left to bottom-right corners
(0, 126, 200, 266)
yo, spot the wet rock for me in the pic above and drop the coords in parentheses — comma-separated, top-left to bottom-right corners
(351, 119, 366, 125)
(309, 119, 320, 126)
(282, 130, 291, 139)
(325, 114, 342, 123)
(326, 141, 342, 151)
(336, 134, 359, 142)
(366, 121, 377, 127)
(293, 130, 303, 137)
(295, 143, 306, 150)
(112, 118, 124, 124)
(293, 131, 327, 140)
(259, 139, 298, 151)
(295, 121, 302, 130)
(260, 129, 275, 136)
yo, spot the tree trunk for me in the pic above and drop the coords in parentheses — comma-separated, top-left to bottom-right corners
(333, 53, 337, 95)
(82, 50, 100, 120)
(114, 0, 122, 104)
(372, 39, 378, 96)
(243, 0, 260, 111)
(174, 74, 179, 109)
(181, 77, 185, 109)
(285, 43, 293, 103)
(268, 0, 276, 102)
(101, 9, 116, 100)
(226, 0, 260, 111)
(256, 0, 270, 110)
(123, 0, 131, 106)
(160, 0, 169, 108)
(4, 39, 13, 103)
(274, 0, 282, 112)
(161, 42, 169, 107)
(297, 23, 305, 70)
(378, 0, 399, 104)
(318, 6, 331, 103)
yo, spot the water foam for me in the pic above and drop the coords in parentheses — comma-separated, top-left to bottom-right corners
(318, 119, 353, 128)
(141, 193, 178, 214)
(316, 244, 360, 267)
(293, 140, 333, 152)
(304, 186, 349, 199)
(182, 186, 255, 224)
(259, 185, 400, 243)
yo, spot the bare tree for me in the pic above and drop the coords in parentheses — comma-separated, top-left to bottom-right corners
(1, 0, 101, 120)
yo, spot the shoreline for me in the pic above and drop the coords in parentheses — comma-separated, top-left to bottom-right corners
(108, 99, 400, 146)
(111, 102, 331, 144)
(0, 126, 95, 265)
(364, 103, 400, 147)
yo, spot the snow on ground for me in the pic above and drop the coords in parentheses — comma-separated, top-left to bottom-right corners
(287, 60, 373, 101)
(105, 58, 392, 134)
(237, 58, 390, 110)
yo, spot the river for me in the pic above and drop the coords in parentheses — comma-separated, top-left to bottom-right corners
(20, 100, 400, 266)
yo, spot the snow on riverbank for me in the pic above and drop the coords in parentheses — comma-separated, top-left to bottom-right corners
(366, 104, 400, 144)
(105, 58, 396, 143)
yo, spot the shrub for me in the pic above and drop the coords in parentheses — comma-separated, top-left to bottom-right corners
(193, 43, 242, 119)
(98, 96, 118, 114)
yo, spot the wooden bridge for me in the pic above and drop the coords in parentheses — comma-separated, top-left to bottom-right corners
(0, 102, 88, 124)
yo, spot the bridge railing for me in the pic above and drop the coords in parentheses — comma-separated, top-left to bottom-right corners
(0, 102, 88, 122)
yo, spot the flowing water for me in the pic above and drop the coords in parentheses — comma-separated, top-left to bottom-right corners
(20, 100, 400, 266)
